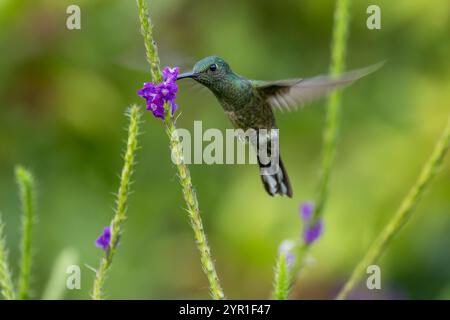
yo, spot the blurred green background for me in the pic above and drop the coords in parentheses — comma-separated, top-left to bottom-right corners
(0, 0, 449, 299)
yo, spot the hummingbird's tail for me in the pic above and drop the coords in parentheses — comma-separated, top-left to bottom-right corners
(259, 156, 293, 198)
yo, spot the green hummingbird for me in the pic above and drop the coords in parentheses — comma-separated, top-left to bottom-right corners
(177, 56, 382, 198)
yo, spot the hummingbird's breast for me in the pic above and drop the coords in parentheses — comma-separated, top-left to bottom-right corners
(222, 92, 276, 130)
(209, 76, 276, 130)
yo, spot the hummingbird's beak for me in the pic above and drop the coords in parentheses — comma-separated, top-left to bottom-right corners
(176, 72, 196, 80)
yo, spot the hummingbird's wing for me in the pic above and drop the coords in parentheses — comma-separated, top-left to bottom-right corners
(254, 62, 384, 112)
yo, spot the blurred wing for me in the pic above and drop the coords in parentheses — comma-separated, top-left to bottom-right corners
(254, 62, 384, 112)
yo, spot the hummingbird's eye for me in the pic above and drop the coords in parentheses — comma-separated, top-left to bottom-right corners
(209, 64, 218, 72)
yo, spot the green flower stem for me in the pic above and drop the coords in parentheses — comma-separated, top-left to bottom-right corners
(336, 116, 450, 300)
(42, 248, 78, 300)
(0, 214, 15, 300)
(92, 105, 141, 300)
(137, 0, 162, 83)
(136, 0, 225, 300)
(271, 0, 351, 300)
(315, 0, 351, 220)
(272, 252, 291, 300)
(15, 166, 36, 300)
(167, 126, 225, 299)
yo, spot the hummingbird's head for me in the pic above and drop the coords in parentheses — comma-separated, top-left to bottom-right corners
(177, 56, 233, 89)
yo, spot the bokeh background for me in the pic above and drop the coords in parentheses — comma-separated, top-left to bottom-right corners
(0, 0, 449, 299)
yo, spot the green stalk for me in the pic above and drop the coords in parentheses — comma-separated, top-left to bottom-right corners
(42, 248, 78, 300)
(138, 0, 162, 84)
(270, 0, 351, 300)
(272, 252, 291, 300)
(15, 165, 36, 300)
(336, 116, 450, 300)
(136, 0, 225, 299)
(92, 105, 141, 300)
(0, 214, 15, 300)
(315, 0, 351, 220)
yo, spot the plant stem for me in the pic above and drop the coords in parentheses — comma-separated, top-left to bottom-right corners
(336, 115, 450, 300)
(272, 252, 290, 300)
(15, 165, 36, 300)
(137, 0, 162, 83)
(42, 248, 78, 300)
(136, 0, 225, 299)
(168, 126, 225, 299)
(92, 105, 141, 300)
(315, 0, 351, 220)
(271, 0, 352, 300)
(0, 214, 15, 300)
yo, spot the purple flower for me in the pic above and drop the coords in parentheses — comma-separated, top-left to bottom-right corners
(300, 202, 314, 220)
(137, 66, 179, 120)
(299, 201, 324, 245)
(304, 220, 323, 244)
(162, 66, 179, 82)
(137, 82, 157, 98)
(147, 94, 165, 119)
(159, 81, 178, 100)
(95, 226, 111, 250)
(278, 240, 295, 269)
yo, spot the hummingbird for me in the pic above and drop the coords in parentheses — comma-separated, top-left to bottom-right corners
(177, 56, 382, 198)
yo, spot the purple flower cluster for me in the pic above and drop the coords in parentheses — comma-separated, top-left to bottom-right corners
(300, 202, 323, 245)
(95, 226, 111, 250)
(137, 67, 179, 119)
